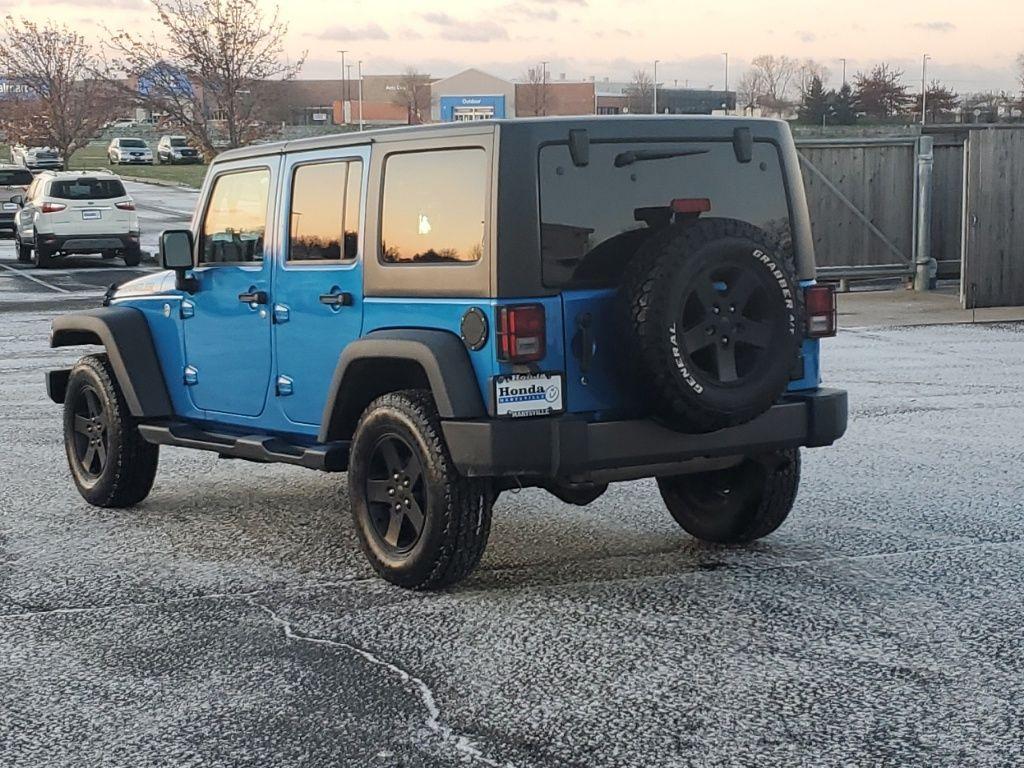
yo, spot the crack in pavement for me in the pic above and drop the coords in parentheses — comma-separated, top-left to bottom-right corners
(251, 601, 514, 768)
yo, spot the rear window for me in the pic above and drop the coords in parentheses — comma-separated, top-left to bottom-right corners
(120, 139, 147, 148)
(0, 169, 33, 186)
(538, 140, 793, 287)
(50, 179, 127, 200)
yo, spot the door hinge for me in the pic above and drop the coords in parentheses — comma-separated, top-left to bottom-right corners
(180, 300, 195, 319)
(183, 365, 199, 385)
(272, 303, 290, 324)
(276, 375, 294, 396)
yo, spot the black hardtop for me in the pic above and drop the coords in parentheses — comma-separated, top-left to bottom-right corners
(214, 115, 792, 164)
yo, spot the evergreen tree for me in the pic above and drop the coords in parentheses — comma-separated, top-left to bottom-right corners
(829, 83, 857, 125)
(798, 76, 829, 124)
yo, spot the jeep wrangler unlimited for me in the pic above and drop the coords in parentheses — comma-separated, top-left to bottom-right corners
(46, 117, 847, 589)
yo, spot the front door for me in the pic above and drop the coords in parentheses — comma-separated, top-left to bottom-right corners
(273, 148, 368, 426)
(183, 163, 277, 417)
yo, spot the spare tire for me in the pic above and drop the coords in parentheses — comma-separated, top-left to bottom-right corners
(623, 218, 803, 432)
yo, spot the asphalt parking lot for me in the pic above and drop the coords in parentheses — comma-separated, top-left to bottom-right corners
(2, 186, 1023, 766)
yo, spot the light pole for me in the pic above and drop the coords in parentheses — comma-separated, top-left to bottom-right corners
(653, 59, 659, 114)
(921, 54, 931, 125)
(541, 60, 549, 116)
(357, 59, 364, 131)
(839, 57, 847, 87)
(337, 49, 347, 124)
(722, 52, 729, 114)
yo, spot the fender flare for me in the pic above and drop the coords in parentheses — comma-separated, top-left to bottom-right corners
(49, 307, 173, 418)
(319, 329, 486, 443)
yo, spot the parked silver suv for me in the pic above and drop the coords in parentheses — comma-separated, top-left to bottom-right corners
(108, 138, 154, 166)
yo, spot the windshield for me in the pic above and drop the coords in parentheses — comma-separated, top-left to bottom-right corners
(538, 140, 793, 288)
(169, 137, 189, 147)
(50, 178, 127, 200)
(120, 140, 147, 148)
(0, 170, 33, 186)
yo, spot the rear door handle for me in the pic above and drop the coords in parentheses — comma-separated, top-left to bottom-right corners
(319, 292, 353, 307)
(238, 290, 268, 305)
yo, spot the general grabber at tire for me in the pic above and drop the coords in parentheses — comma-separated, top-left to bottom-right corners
(63, 354, 160, 507)
(624, 218, 803, 432)
(658, 449, 801, 544)
(348, 389, 491, 590)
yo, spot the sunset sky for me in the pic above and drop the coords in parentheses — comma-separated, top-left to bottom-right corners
(1, 0, 1021, 93)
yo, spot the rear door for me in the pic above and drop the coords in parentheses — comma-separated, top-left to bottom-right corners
(272, 146, 368, 426)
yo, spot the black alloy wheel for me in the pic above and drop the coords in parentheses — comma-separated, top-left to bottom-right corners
(364, 433, 427, 554)
(70, 384, 109, 481)
(678, 263, 776, 385)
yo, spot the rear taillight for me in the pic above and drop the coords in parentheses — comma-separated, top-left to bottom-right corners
(40, 202, 66, 213)
(805, 284, 837, 338)
(496, 304, 546, 363)
(115, 201, 135, 211)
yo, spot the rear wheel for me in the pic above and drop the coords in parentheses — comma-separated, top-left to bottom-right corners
(348, 389, 490, 589)
(32, 242, 54, 268)
(63, 354, 160, 507)
(123, 247, 141, 267)
(658, 449, 800, 544)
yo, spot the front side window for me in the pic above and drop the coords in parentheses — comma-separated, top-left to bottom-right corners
(380, 148, 487, 264)
(200, 168, 270, 264)
(288, 159, 362, 263)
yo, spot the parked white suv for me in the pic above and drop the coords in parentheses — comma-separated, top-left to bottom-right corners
(13, 171, 141, 268)
(107, 138, 154, 165)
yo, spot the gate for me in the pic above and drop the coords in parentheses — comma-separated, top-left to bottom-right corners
(962, 128, 1024, 308)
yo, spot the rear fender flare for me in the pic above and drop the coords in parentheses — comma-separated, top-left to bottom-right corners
(319, 329, 486, 443)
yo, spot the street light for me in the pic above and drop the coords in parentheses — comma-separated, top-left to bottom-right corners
(541, 60, 549, 116)
(921, 54, 931, 126)
(839, 57, 847, 87)
(337, 49, 347, 124)
(722, 52, 729, 114)
(357, 60, 364, 131)
(653, 59, 659, 114)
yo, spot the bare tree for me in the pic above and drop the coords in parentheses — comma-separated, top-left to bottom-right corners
(106, 0, 306, 158)
(737, 69, 765, 114)
(0, 17, 112, 162)
(798, 58, 831, 94)
(518, 66, 551, 117)
(391, 68, 431, 125)
(626, 69, 654, 114)
(748, 54, 799, 116)
(1017, 53, 1024, 98)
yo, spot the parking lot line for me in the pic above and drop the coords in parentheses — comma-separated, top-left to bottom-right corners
(0, 262, 73, 293)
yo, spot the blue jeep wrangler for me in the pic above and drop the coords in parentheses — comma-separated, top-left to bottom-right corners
(46, 117, 847, 589)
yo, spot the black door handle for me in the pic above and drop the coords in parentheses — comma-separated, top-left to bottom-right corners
(238, 290, 268, 304)
(319, 292, 353, 307)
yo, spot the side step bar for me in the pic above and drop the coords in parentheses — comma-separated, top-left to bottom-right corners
(138, 422, 349, 472)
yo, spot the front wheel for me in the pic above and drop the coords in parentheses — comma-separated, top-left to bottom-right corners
(63, 354, 159, 507)
(658, 449, 800, 544)
(348, 389, 491, 590)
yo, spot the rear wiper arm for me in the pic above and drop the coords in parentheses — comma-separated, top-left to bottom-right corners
(614, 148, 710, 167)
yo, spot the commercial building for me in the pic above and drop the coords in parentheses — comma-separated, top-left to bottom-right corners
(431, 69, 516, 122)
(515, 79, 596, 117)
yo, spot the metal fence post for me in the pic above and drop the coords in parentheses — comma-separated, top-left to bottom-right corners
(914, 135, 935, 291)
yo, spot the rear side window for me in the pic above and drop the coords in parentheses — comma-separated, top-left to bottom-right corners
(538, 141, 793, 287)
(50, 179, 127, 200)
(288, 159, 362, 262)
(200, 168, 270, 264)
(0, 169, 33, 186)
(380, 148, 487, 264)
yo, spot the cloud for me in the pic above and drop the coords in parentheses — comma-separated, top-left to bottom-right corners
(420, 12, 509, 42)
(314, 23, 390, 41)
(797, 30, 816, 43)
(499, 2, 559, 22)
(913, 21, 956, 33)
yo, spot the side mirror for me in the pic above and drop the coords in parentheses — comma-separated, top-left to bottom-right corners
(159, 229, 198, 293)
(9, 194, 24, 207)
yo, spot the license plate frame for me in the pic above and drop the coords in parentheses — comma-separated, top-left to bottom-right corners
(2, 202, 17, 211)
(493, 372, 565, 419)
(81, 209, 101, 221)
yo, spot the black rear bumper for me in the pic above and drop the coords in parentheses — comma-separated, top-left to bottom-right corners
(442, 388, 848, 481)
